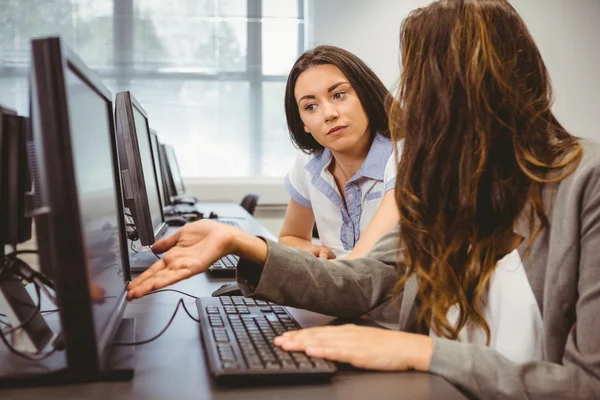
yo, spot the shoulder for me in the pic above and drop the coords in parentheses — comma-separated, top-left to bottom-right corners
(556, 140, 600, 193)
(547, 139, 600, 221)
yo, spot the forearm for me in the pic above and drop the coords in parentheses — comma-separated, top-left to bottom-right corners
(236, 230, 403, 318)
(278, 235, 319, 254)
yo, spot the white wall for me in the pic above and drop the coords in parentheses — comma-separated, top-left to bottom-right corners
(310, 0, 600, 140)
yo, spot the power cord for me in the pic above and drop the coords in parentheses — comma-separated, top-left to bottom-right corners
(0, 251, 59, 361)
(113, 289, 200, 346)
(148, 246, 161, 260)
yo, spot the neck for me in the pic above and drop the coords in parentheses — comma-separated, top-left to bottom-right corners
(329, 132, 372, 179)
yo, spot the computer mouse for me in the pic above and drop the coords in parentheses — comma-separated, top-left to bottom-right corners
(211, 283, 243, 297)
(165, 216, 187, 226)
(181, 212, 201, 222)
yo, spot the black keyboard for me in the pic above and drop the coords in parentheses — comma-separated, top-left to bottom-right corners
(218, 219, 240, 228)
(208, 254, 239, 277)
(164, 203, 198, 216)
(197, 296, 337, 384)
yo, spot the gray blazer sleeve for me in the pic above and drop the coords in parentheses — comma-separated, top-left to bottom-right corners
(429, 161, 600, 399)
(237, 229, 403, 318)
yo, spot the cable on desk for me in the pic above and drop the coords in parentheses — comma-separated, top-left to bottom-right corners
(148, 246, 161, 261)
(113, 298, 200, 346)
(148, 288, 198, 299)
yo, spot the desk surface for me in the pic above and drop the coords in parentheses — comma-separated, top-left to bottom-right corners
(0, 203, 467, 400)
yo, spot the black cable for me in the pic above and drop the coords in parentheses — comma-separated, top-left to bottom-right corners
(130, 241, 138, 253)
(0, 329, 59, 361)
(113, 289, 201, 346)
(114, 298, 186, 346)
(181, 301, 200, 323)
(148, 246, 161, 260)
(6, 249, 39, 257)
(148, 288, 198, 299)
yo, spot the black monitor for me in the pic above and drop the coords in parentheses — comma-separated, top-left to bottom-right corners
(164, 144, 186, 197)
(149, 129, 170, 209)
(0, 107, 32, 251)
(114, 91, 167, 246)
(157, 142, 175, 204)
(2, 36, 135, 384)
(162, 144, 197, 205)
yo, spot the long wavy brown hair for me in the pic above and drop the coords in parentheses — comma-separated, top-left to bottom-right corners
(389, 0, 582, 342)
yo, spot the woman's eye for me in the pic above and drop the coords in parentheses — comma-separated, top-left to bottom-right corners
(305, 104, 316, 111)
(333, 91, 346, 100)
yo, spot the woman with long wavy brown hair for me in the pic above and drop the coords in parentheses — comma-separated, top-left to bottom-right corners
(127, 0, 600, 397)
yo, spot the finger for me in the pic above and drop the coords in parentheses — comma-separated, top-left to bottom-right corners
(128, 267, 193, 300)
(127, 257, 167, 292)
(152, 230, 181, 254)
(318, 249, 330, 259)
(274, 326, 337, 350)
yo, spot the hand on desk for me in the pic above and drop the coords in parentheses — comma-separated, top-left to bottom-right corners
(126, 219, 268, 300)
(274, 324, 433, 372)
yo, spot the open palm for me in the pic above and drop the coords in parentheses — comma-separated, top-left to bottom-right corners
(127, 220, 234, 300)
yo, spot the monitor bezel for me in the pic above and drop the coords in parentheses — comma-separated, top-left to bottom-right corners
(0, 113, 32, 247)
(164, 144, 186, 196)
(30, 36, 130, 381)
(114, 91, 167, 246)
(157, 142, 176, 202)
(149, 129, 171, 209)
(0, 105, 18, 250)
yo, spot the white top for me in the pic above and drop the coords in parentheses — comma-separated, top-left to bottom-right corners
(430, 249, 544, 364)
(284, 134, 402, 257)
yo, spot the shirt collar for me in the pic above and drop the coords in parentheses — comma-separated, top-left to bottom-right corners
(354, 133, 393, 181)
(305, 133, 393, 182)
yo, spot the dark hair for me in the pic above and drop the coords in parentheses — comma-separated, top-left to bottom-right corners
(388, 0, 582, 342)
(284, 45, 391, 154)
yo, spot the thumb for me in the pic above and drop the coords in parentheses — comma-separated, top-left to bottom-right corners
(151, 230, 181, 253)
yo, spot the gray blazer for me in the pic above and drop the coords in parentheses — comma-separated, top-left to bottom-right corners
(237, 140, 600, 399)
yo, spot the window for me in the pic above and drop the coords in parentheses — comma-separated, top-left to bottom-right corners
(0, 0, 307, 178)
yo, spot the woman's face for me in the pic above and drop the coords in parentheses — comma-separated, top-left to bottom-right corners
(294, 64, 370, 154)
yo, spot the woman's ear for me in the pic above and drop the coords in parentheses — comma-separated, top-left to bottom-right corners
(304, 126, 310, 134)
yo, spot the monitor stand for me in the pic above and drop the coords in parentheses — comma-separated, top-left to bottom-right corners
(0, 317, 136, 388)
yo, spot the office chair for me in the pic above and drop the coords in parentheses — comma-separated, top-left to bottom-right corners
(240, 193, 259, 216)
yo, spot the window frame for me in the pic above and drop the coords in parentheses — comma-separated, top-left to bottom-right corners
(0, 0, 308, 181)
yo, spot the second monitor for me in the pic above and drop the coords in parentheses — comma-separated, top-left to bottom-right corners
(114, 91, 167, 246)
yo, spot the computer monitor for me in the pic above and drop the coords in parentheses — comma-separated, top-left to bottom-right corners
(0, 106, 32, 251)
(5, 36, 134, 384)
(164, 144, 186, 197)
(114, 91, 167, 246)
(149, 129, 170, 209)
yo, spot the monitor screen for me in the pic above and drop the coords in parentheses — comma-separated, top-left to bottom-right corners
(132, 107, 163, 232)
(150, 131, 169, 208)
(65, 69, 126, 343)
(165, 145, 185, 195)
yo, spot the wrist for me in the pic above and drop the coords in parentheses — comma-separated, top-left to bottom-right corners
(229, 227, 268, 266)
(408, 334, 433, 372)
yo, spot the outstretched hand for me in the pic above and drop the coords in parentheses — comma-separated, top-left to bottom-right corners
(127, 220, 235, 300)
